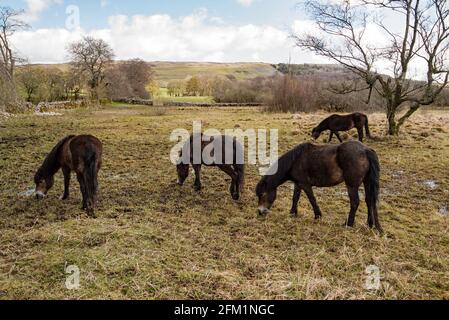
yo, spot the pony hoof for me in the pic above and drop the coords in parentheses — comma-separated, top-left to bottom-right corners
(232, 194, 240, 201)
(315, 215, 322, 220)
(87, 211, 96, 218)
(290, 212, 298, 218)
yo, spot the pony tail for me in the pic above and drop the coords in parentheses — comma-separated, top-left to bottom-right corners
(235, 164, 245, 193)
(365, 116, 372, 139)
(83, 146, 98, 214)
(365, 149, 382, 233)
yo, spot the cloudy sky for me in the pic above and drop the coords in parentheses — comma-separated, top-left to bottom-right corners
(3, 0, 333, 64)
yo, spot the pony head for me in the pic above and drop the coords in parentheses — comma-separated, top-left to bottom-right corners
(311, 127, 321, 140)
(34, 168, 54, 199)
(256, 179, 277, 216)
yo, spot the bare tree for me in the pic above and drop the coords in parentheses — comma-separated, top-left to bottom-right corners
(0, 6, 28, 81)
(105, 59, 153, 100)
(68, 36, 114, 100)
(295, 0, 449, 135)
(119, 59, 153, 98)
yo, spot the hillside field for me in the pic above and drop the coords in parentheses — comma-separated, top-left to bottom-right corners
(0, 105, 448, 299)
(149, 62, 279, 82)
(29, 61, 280, 82)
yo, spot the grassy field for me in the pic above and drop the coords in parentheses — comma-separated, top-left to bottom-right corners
(149, 62, 278, 82)
(156, 88, 214, 104)
(31, 61, 279, 82)
(0, 105, 448, 300)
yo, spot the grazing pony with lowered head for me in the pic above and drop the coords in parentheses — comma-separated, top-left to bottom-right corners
(256, 141, 383, 233)
(177, 133, 245, 200)
(312, 112, 372, 143)
(34, 135, 103, 216)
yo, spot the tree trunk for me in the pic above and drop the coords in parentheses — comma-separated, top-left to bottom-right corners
(386, 103, 399, 135)
(386, 102, 421, 135)
(387, 113, 399, 135)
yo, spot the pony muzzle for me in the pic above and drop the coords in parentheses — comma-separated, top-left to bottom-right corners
(35, 191, 46, 199)
(258, 206, 269, 216)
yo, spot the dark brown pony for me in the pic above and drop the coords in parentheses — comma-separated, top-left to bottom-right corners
(34, 135, 103, 216)
(312, 112, 371, 142)
(256, 141, 383, 233)
(177, 134, 245, 200)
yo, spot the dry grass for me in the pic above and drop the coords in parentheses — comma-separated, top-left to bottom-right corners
(0, 105, 448, 300)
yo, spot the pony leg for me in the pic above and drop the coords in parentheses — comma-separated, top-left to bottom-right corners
(335, 132, 343, 143)
(357, 127, 364, 142)
(346, 185, 360, 227)
(303, 187, 322, 219)
(193, 165, 202, 191)
(61, 167, 71, 200)
(328, 132, 334, 143)
(77, 173, 88, 210)
(290, 184, 302, 217)
(218, 165, 239, 200)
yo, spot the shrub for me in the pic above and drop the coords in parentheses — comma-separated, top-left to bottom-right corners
(264, 75, 321, 112)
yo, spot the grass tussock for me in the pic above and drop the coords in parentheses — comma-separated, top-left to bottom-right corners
(0, 105, 448, 300)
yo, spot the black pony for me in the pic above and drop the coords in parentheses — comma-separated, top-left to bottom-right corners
(312, 113, 372, 142)
(34, 135, 103, 216)
(256, 141, 383, 233)
(177, 134, 245, 200)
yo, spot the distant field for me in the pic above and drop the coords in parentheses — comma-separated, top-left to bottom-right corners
(0, 105, 448, 299)
(150, 61, 279, 82)
(29, 61, 279, 82)
(156, 88, 214, 104)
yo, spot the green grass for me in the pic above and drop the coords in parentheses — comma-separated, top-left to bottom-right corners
(156, 88, 214, 104)
(0, 105, 448, 299)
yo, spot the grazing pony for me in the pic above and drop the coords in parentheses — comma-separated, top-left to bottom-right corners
(177, 134, 245, 200)
(34, 135, 103, 216)
(256, 141, 383, 233)
(312, 113, 371, 143)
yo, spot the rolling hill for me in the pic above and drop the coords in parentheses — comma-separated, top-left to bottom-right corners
(28, 61, 281, 83)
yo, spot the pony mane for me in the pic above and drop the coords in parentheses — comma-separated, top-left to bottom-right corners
(35, 135, 75, 181)
(315, 117, 331, 132)
(257, 143, 307, 194)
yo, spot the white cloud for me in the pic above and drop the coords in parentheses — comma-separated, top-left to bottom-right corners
(12, 10, 304, 64)
(237, 0, 255, 7)
(22, 0, 63, 22)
